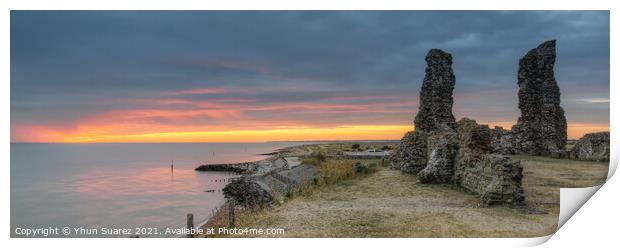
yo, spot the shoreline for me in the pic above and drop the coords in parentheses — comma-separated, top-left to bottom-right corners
(194, 146, 297, 173)
(192, 145, 304, 237)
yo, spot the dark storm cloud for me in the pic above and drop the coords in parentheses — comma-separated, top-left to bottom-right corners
(11, 11, 610, 132)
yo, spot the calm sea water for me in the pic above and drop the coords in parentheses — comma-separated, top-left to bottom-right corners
(10, 142, 310, 237)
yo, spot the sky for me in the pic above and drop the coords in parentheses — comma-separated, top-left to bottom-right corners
(10, 11, 610, 143)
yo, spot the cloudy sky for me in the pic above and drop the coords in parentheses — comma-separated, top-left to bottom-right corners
(11, 11, 609, 142)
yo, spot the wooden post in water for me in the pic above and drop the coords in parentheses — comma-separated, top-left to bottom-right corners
(228, 199, 235, 227)
(171, 160, 174, 172)
(186, 213, 194, 238)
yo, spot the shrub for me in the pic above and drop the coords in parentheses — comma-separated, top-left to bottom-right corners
(302, 152, 327, 167)
(313, 152, 326, 163)
(355, 162, 367, 173)
(355, 162, 377, 174)
(314, 160, 357, 185)
(381, 145, 391, 151)
(352, 144, 360, 150)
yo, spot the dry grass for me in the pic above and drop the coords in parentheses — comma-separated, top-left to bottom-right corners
(513, 155, 608, 205)
(224, 155, 608, 238)
(287, 142, 397, 158)
(312, 159, 372, 185)
(290, 157, 378, 198)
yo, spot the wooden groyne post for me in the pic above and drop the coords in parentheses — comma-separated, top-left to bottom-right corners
(186, 213, 194, 238)
(228, 199, 235, 227)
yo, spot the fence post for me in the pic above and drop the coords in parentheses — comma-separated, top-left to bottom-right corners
(228, 199, 235, 227)
(186, 213, 194, 238)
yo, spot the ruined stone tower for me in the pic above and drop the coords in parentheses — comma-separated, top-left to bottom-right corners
(389, 49, 459, 182)
(390, 47, 525, 205)
(414, 49, 458, 133)
(512, 40, 567, 156)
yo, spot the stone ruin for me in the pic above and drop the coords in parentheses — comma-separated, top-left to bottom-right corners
(390, 48, 524, 205)
(454, 118, 524, 205)
(387, 39, 607, 204)
(490, 126, 515, 155)
(390, 49, 458, 180)
(413, 49, 458, 133)
(389, 131, 427, 173)
(508, 40, 568, 157)
(390, 49, 459, 183)
(569, 132, 610, 162)
(414, 49, 459, 183)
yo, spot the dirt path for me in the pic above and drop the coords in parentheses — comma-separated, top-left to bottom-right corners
(234, 156, 607, 238)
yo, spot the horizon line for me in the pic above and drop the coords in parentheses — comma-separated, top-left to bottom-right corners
(10, 139, 402, 144)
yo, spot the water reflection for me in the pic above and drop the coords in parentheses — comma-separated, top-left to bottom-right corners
(40, 166, 238, 237)
(11, 142, 310, 237)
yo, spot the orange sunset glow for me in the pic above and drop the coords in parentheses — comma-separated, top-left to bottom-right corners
(9, 86, 610, 143)
(12, 121, 608, 143)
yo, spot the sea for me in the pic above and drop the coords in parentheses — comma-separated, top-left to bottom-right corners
(10, 142, 315, 237)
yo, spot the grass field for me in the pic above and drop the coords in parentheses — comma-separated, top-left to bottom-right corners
(222, 143, 608, 238)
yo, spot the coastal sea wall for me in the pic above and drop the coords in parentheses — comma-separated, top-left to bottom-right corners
(195, 162, 257, 173)
(195, 149, 314, 210)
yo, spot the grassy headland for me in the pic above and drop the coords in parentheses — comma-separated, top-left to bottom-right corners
(203, 142, 608, 238)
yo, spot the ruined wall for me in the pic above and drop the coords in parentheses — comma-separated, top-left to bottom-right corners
(570, 132, 610, 162)
(390, 48, 526, 205)
(390, 49, 457, 177)
(456, 155, 525, 205)
(512, 40, 567, 156)
(414, 49, 457, 132)
(414, 49, 459, 182)
(390, 131, 428, 173)
(418, 127, 458, 183)
(490, 126, 515, 155)
(454, 118, 525, 205)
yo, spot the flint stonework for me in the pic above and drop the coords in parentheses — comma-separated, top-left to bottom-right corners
(418, 128, 458, 183)
(390, 49, 457, 176)
(490, 126, 515, 155)
(512, 40, 567, 156)
(570, 132, 610, 162)
(414, 49, 457, 133)
(454, 118, 525, 205)
(390, 48, 526, 205)
(390, 131, 428, 174)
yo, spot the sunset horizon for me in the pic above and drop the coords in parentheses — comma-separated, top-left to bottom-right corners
(9, 9, 612, 240)
(10, 12, 609, 144)
(10, 122, 609, 143)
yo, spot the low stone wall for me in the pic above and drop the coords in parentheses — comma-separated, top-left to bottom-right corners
(454, 118, 524, 205)
(456, 154, 524, 205)
(490, 126, 515, 155)
(418, 129, 458, 184)
(389, 131, 428, 174)
(570, 132, 610, 162)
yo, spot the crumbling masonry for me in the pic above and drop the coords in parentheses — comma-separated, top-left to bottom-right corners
(511, 40, 567, 157)
(390, 48, 525, 205)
